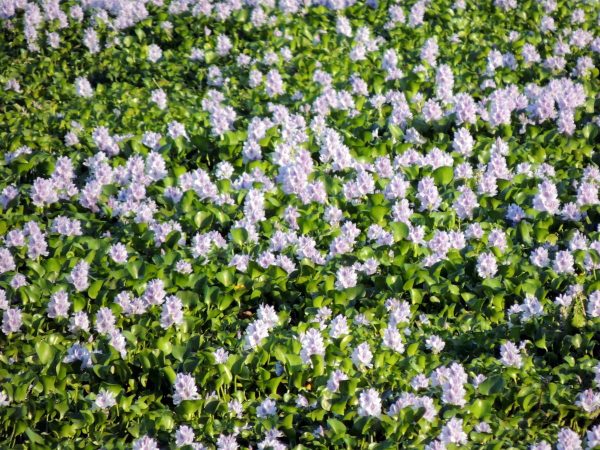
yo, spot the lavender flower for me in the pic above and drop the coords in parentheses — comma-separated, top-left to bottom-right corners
(1, 307, 22, 334)
(587, 425, 600, 449)
(553, 250, 575, 275)
(147, 44, 162, 63)
(173, 373, 199, 405)
(70, 260, 90, 292)
(500, 341, 523, 368)
(160, 295, 184, 329)
(108, 243, 128, 264)
(352, 342, 373, 370)
(417, 176, 441, 211)
(47, 290, 70, 319)
(556, 428, 582, 450)
(439, 417, 467, 445)
(335, 265, 357, 290)
(133, 436, 159, 450)
(175, 425, 195, 448)
(95, 390, 117, 410)
(358, 389, 382, 417)
(477, 252, 498, 278)
(299, 328, 326, 364)
(75, 77, 93, 98)
(256, 398, 277, 418)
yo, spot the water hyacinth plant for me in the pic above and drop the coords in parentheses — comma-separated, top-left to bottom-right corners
(0, 0, 600, 448)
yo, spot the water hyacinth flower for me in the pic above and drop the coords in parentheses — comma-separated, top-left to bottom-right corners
(1, 307, 22, 334)
(453, 186, 478, 219)
(213, 348, 229, 364)
(160, 295, 184, 329)
(147, 44, 162, 63)
(417, 176, 441, 211)
(556, 428, 582, 450)
(553, 250, 575, 275)
(453, 93, 477, 125)
(47, 290, 70, 319)
(216, 434, 238, 450)
(425, 335, 445, 354)
(30, 178, 58, 207)
(335, 265, 357, 290)
(0, 290, 7, 310)
(575, 389, 600, 413)
(477, 252, 498, 278)
(75, 77, 93, 98)
(243, 305, 279, 351)
(175, 260, 193, 274)
(63, 343, 93, 369)
(452, 127, 474, 156)
(326, 369, 349, 393)
(173, 373, 199, 405)
(358, 388, 382, 417)
(168, 121, 188, 140)
(328, 314, 350, 338)
(95, 389, 117, 410)
(0, 391, 9, 407)
(587, 425, 600, 449)
(10, 273, 28, 290)
(70, 260, 90, 292)
(174, 425, 196, 447)
(530, 247, 550, 268)
(382, 326, 405, 353)
(69, 311, 90, 334)
(95, 307, 117, 335)
(439, 417, 467, 445)
(411, 374, 430, 390)
(588, 291, 600, 318)
(143, 279, 166, 306)
(108, 243, 128, 264)
(432, 363, 468, 406)
(500, 341, 523, 368)
(533, 180, 561, 215)
(133, 436, 160, 450)
(351, 342, 373, 370)
(299, 328, 326, 364)
(265, 69, 284, 97)
(0, 248, 16, 274)
(512, 294, 544, 321)
(150, 88, 167, 110)
(256, 398, 277, 418)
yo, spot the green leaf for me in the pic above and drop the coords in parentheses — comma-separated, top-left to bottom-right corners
(478, 375, 505, 395)
(25, 428, 45, 444)
(330, 399, 347, 415)
(218, 364, 233, 384)
(518, 221, 532, 245)
(126, 261, 143, 279)
(88, 280, 103, 299)
(406, 343, 419, 356)
(522, 393, 538, 412)
(470, 399, 493, 419)
(432, 166, 454, 185)
(370, 205, 389, 223)
(216, 269, 234, 287)
(230, 228, 248, 246)
(390, 222, 409, 241)
(172, 345, 186, 362)
(35, 341, 55, 365)
(194, 211, 212, 229)
(177, 400, 203, 418)
(327, 418, 347, 434)
(156, 337, 173, 355)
